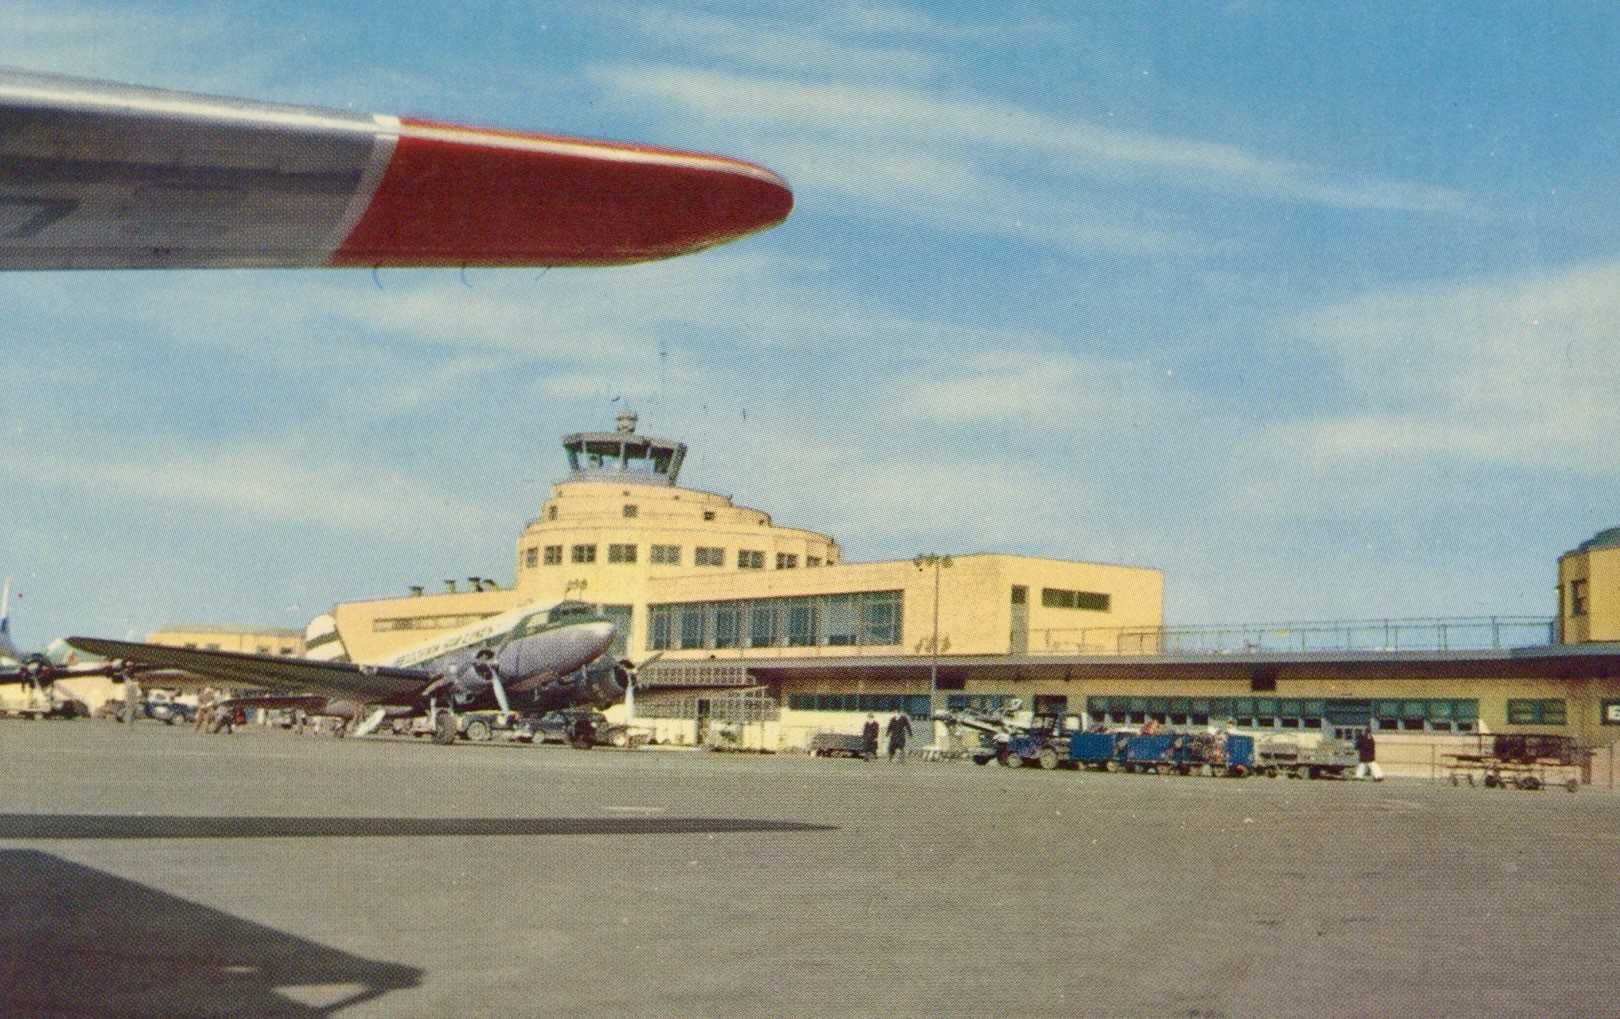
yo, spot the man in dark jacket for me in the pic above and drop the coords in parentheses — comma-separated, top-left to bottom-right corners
(860, 714, 880, 760)
(886, 712, 913, 762)
(1354, 728, 1384, 781)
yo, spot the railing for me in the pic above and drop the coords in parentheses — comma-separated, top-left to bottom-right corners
(1032, 616, 1558, 656)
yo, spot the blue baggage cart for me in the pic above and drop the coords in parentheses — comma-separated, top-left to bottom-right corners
(1068, 731, 1124, 770)
(1123, 733, 1178, 773)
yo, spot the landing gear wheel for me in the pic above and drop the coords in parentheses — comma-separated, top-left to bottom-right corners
(1002, 752, 1023, 769)
(1038, 747, 1060, 771)
(432, 710, 458, 745)
(464, 719, 492, 742)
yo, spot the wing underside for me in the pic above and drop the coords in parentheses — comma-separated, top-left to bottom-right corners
(65, 637, 430, 705)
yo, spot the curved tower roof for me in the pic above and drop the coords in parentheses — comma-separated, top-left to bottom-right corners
(1574, 526, 1620, 554)
(561, 410, 687, 487)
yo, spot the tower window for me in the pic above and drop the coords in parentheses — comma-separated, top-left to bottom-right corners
(547, 505, 558, 521)
(776, 553, 798, 569)
(524, 547, 539, 569)
(695, 547, 725, 567)
(703, 510, 716, 521)
(543, 545, 562, 565)
(571, 544, 597, 564)
(807, 556, 822, 568)
(623, 505, 638, 518)
(608, 543, 638, 564)
(1571, 579, 1589, 616)
(738, 550, 765, 570)
(651, 544, 682, 565)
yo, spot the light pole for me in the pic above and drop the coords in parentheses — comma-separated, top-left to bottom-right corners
(914, 553, 952, 748)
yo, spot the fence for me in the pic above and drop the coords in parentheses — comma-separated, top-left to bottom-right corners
(1035, 616, 1557, 656)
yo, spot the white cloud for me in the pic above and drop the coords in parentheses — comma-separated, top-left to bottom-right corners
(1283, 258, 1620, 473)
(596, 62, 1467, 221)
(0, 431, 502, 536)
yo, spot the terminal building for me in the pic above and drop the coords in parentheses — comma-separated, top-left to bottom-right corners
(307, 412, 1620, 759)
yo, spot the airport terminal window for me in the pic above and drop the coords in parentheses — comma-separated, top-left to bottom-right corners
(1086, 695, 1477, 733)
(651, 544, 682, 565)
(601, 604, 632, 658)
(821, 594, 858, 646)
(678, 606, 704, 650)
(373, 612, 500, 632)
(695, 546, 725, 567)
(544, 545, 563, 565)
(747, 601, 777, 648)
(777, 553, 799, 570)
(623, 505, 638, 518)
(945, 694, 1009, 713)
(739, 550, 765, 570)
(1507, 698, 1567, 726)
(1041, 588, 1110, 612)
(787, 693, 932, 719)
(608, 543, 638, 564)
(648, 591, 905, 651)
(713, 603, 742, 649)
(524, 547, 539, 569)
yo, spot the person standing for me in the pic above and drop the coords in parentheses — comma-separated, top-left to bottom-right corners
(1354, 728, 1384, 782)
(886, 711, 913, 762)
(860, 714, 880, 761)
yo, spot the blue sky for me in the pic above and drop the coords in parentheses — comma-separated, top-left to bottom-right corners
(3, 1, 1618, 645)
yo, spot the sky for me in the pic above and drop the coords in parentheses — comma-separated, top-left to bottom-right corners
(3, 1, 1619, 646)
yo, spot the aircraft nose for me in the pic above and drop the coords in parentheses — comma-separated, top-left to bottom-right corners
(581, 621, 616, 655)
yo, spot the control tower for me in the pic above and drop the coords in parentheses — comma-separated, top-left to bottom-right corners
(561, 410, 686, 487)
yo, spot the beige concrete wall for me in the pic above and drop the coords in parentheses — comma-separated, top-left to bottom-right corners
(642, 554, 1163, 661)
(1560, 544, 1620, 644)
(328, 588, 525, 663)
(147, 626, 306, 656)
(512, 478, 840, 607)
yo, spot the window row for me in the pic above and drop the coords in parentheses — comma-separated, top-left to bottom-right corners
(648, 591, 904, 651)
(785, 693, 932, 719)
(1085, 696, 1482, 733)
(1506, 699, 1566, 726)
(523, 543, 824, 570)
(373, 612, 500, 633)
(1042, 588, 1111, 612)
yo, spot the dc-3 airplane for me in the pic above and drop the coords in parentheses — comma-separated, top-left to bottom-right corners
(0, 581, 129, 716)
(0, 67, 792, 270)
(67, 600, 622, 744)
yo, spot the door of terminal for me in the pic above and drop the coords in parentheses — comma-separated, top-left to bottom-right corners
(1009, 586, 1028, 654)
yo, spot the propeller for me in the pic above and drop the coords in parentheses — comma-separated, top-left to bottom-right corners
(489, 668, 511, 714)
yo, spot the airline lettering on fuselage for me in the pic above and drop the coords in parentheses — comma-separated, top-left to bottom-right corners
(386, 609, 547, 670)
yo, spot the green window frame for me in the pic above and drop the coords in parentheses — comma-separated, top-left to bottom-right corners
(1507, 699, 1567, 726)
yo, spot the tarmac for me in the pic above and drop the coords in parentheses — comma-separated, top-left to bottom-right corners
(2, 720, 1617, 1019)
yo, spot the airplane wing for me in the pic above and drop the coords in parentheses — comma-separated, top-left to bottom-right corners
(65, 637, 431, 706)
(0, 68, 792, 270)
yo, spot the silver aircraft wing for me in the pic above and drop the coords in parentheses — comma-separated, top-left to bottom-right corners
(0, 68, 792, 270)
(65, 637, 431, 705)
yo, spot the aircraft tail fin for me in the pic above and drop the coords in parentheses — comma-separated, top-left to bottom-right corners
(303, 613, 351, 663)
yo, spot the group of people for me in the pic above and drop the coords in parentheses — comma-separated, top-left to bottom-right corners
(860, 712, 913, 761)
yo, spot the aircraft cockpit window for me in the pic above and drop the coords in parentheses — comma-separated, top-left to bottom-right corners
(548, 601, 596, 625)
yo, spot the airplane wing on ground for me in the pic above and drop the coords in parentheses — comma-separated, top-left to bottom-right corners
(0, 68, 792, 270)
(64, 637, 431, 706)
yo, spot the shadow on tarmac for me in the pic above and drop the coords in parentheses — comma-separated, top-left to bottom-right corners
(0, 815, 837, 839)
(0, 849, 421, 1017)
